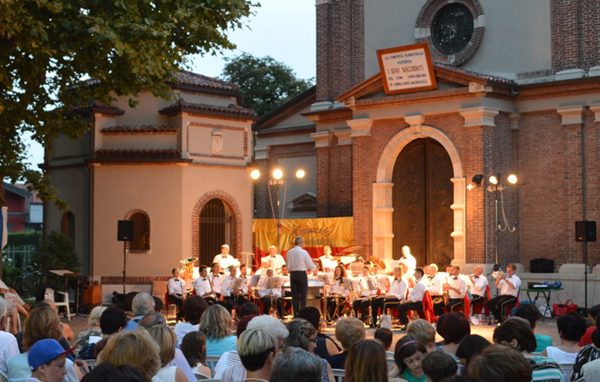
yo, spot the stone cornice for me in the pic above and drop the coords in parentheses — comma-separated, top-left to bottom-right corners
(588, 104, 600, 122)
(459, 107, 499, 127)
(403, 114, 426, 128)
(310, 130, 333, 148)
(346, 118, 373, 137)
(556, 105, 584, 125)
(333, 128, 352, 146)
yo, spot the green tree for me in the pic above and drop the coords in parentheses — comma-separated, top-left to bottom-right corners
(0, 0, 257, 276)
(221, 53, 313, 116)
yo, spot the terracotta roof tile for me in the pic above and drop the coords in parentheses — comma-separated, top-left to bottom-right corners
(171, 71, 239, 93)
(95, 149, 183, 162)
(159, 99, 255, 119)
(74, 101, 125, 116)
(101, 125, 179, 134)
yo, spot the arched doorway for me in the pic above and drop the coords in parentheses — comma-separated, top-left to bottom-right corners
(199, 199, 236, 266)
(392, 138, 454, 266)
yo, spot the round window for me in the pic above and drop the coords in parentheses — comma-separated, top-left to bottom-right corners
(431, 3, 474, 55)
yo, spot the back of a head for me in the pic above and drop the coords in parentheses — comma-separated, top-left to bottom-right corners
(557, 313, 587, 342)
(436, 312, 471, 345)
(88, 306, 108, 327)
(422, 351, 458, 382)
(374, 327, 393, 350)
(100, 306, 128, 335)
(199, 304, 232, 340)
(493, 317, 536, 353)
(237, 328, 277, 372)
(468, 344, 532, 382)
(138, 312, 175, 367)
(97, 330, 161, 380)
(81, 363, 148, 382)
(238, 302, 260, 318)
(131, 292, 155, 316)
(589, 304, 600, 320)
(335, 317, 366, 351)
(512, 303, 541, 329)
(345, 339, 387, 382)
(180, 331, 207, 367)
(182, 296, 208, 325)
(23, 305, 62, 350)
(455, 334, 491, 369)
(247, 314, 289, 341)
(406, 319, 436, 349)
(270, 347, 321, 382)
(285, 319, 315, 350)
(298, 307, 321, 331)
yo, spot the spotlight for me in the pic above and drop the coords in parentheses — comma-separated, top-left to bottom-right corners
(467, 183, 476, 191)
(507, 174, 518, 185)
(489, 175, 499, 185)
(272, 168, 284, 180)
(295, 169, 306, 179)
(250, 169, 261, 180)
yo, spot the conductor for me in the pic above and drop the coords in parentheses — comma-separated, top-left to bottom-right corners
(285, 236, 316, 317)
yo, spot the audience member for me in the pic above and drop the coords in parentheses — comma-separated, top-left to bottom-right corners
(542, 313, 586, 374)
(455, 334, 490, 372)
(74, 306, 106, 356)
(81, 363, 147, 382)
(174, 296, 207, 348)
(27, 338, 71, 382)
(199, 304, 236, 357)
(467, 344, 532, 382)
(436, 312, 470, 373)
(0, 297, 19, 380)
(345, 339, 388, 382)
(96, 329, 161, 381)
(82, 306, 127, 359)
(125, 293, 155, 331)
(422, 351, 458, 382)
(299, 307, 341, 359)
(327, 317, 365, 369)
(579, 304, 600, 347)
(237, 328, 277, 382)
(513, 303, 553, 352)
(237, 302, 260, 319)
(374, 327, 393, 354)
(285, 318, 334, 382)
(213, 314, 257, 380)
(180, 331, 211, 379)
(570, 315, 600, 381)
(406, 319, 436, 353)
(493, 317, 563, 381)
(389, 334, 427, 382)
(270, 347, 322, 382)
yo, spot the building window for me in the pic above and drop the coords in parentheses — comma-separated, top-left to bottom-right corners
(60, 212, 75, 243)
(431, 3, 474, 55)
(129, 212, 150, 252)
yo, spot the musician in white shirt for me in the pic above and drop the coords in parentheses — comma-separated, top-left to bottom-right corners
(221, 265, 248, 313)
(370, 266, 407, 328)
(398, 245, 417, 276)
(469, 265, 489, 307)
(263, 245, 286, 274)
(425, 264, 445, 316)
(352, 265, 378, 323)
(212, 244, 240, 271)
(396, 267, 427, 326)
(325, 265, 350, 322)
(209, 262, 224, 296)
(487, 263, 522, 323)
(445, 265, 467, 311)
(167, 267, 186, 320)
(193, 266, 216, 304)
(256, 268, 284, 318)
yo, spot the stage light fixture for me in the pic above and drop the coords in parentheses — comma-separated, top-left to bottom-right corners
(250, 168, 261, 180)
(272, 168, 284, 180)
(488, 175, 499, 185)
(507, 174, 518, 185)
(295, 169, 306, 179)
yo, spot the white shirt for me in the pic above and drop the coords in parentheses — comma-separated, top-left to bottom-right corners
(398, 254, 417, 275)
(388, 278, 407, 300)
(285, 246, 315, 272)
(469, 275, 489, 297)
(408, 279, 427, 302)
(262, 254, 286, 272)
(209, 273, 223, 294)
(221, 276, 248, 297)
(447, 276, 467, 299)
(0, 331, 19, 379)
(328, 279, 349, 297)
(193, 277, 213, 297)
(498, 274, 521, 296)
(167, 277, 185, 296)
(174, 322, 199, 348)
(214, 351, 245, 381)
(425, 274, 444, 296)
(212, 254, 239, 270)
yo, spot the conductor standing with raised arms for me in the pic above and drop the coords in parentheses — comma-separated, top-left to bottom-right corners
(285, 236, 316, 317)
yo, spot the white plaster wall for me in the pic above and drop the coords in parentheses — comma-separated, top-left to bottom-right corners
(102, 134, 178, 150)
(364, 0, 552, 78)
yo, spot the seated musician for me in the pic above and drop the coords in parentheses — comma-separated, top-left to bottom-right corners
(425, 264, 445, 316)
(255, 268, 284, 318)
(193, 265, 217, 304)
(445, 265, 467, 311)
(319, 245, 336, 272)
(352, 265, 378, 323)
(221, 265, 249, 313)
(209, 262, 223, 297)
(264, 245, 286, 274)
(487, 263, 521, 323)
(279, 265, 292, 317)
(370, 266, 407, 328)
(326, 265, 351, 323)
(167, 267, 186, 321)
(396, 267, 427, 328)
(469, 265, 489, 313)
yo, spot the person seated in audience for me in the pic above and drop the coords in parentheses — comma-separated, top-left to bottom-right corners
(397, 267, 427, 328)
(493, 317, 564, 381)
(180, 331, 211, 379)
(125, 292, 155, 331)
(542, 313, 586, 378)
(237, 302, 260, 319)
(327, 317, 365, 369)
(389, 334, 427, 382)
(7, 305, 81, 382)
(513, 303, 553, 353)
(352, 265, 377, 323)
(16, 300, 75, 353)
(425, 264, 445, 316)
(27, 338, 71, 382)
(80, 363, 147, 382)
(571, 315, 600, 381)
(487, 263, 521, 323)
(445, 266, 467, 312)
(345, 339, 388, 382)
(468, 265, 489, 317)
(579, 304, 600, 347)
(270, 347, 322, 382)
(192, 266, 217, 304)
(374, 327, 394, 359)
(199, 304, 237, 357)
(455, 334, 490, 373)
(79, 306, 127, 360)
(298, 307, 341, 360)
(255, 269, 284, 318)
(173, 296, 208, 348)
(467, 344, 532, 382)
(0, 297, 19, 381)
(370, 266, 406, 328)
(237, 328, 278, 382)
(0, 279, 29, 334)
(325, 265, 351, 323)
(222, 265, 249, 313)
(406, 319, 436, 353)
(74, 306, 106, 357)
(285, 318, 334, 382)
(96, 329, 161, 381)
(138, 312, 193, 382)
(436, 312, 471, 372)
(212, 313, 258, 381)
(422, 350, 458, 382)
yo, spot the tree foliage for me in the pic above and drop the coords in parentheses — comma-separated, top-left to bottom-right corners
(0, 0, 256, 206)
(221, 53, 313, 116)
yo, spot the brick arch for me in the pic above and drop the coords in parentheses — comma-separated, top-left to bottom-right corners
(191, 190, 243, 260)
(123, 208, 151, 252)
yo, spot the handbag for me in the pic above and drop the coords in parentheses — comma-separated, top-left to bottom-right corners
(552, 299, 578, 317)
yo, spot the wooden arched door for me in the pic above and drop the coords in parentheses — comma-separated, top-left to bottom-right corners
(199, 199, 236, 266)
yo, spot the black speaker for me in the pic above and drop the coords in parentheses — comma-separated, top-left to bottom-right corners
(117, 220, 134, 241)
(576, 221, 596, 242)
(530, 258, 555, 273)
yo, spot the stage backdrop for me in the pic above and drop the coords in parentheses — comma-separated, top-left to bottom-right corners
(252, 217, 354, 263)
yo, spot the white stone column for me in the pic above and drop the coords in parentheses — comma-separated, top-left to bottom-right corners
(451, 177, 467, 266)
(372, 182, 394, 262)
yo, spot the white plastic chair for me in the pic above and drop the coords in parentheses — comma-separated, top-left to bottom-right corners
(45, 287, 74, 321)
(332, 368, 345, 382)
